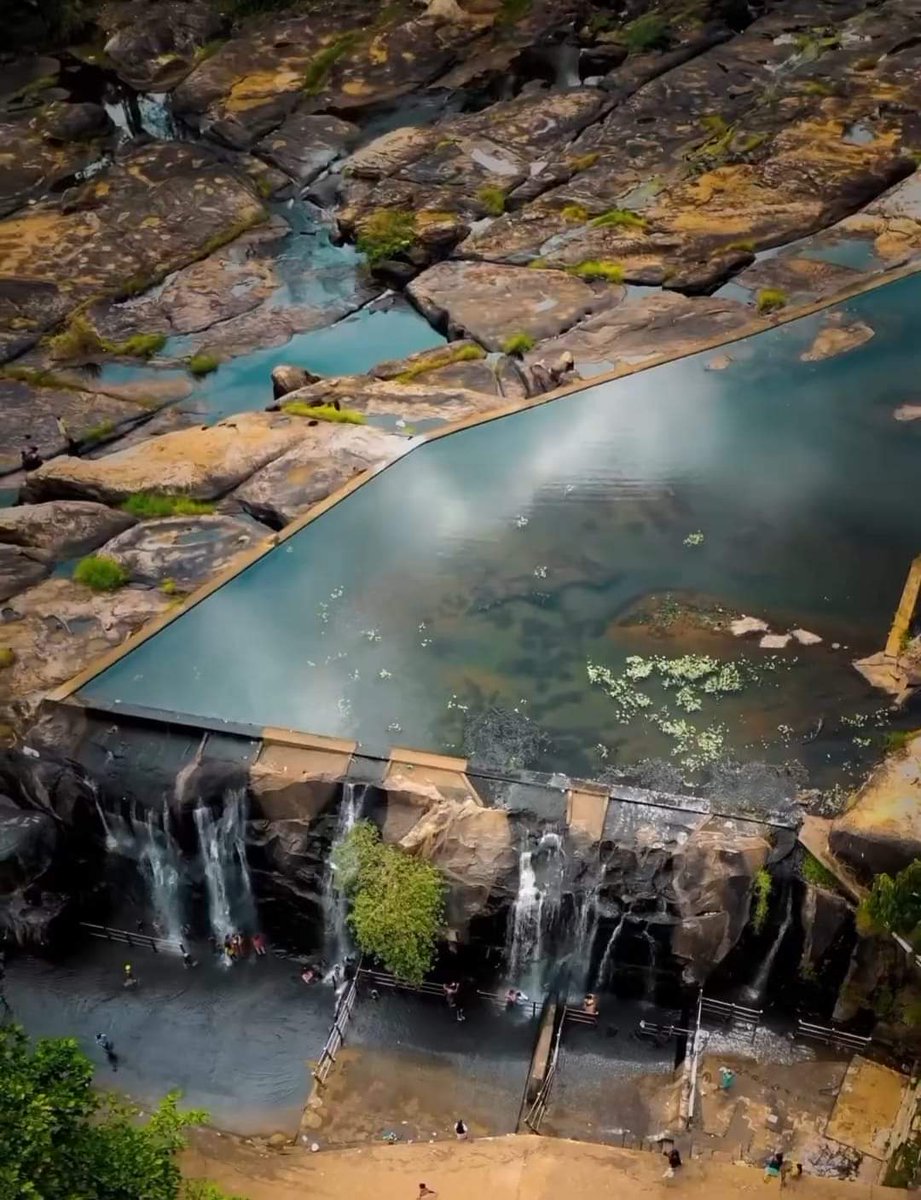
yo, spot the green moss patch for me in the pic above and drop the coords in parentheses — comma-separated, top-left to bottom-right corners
(589, 208, 646, 230)
(622, 12, 671, 52)
(501, 332, 536, 356)
(47, 314, 166, 362)
(304, 32, 361, 94)
(282, 402, 366, 424)
(356, 209, 417, 267)
(568, 260, 625, 283)
(188, 353, 220, 377)
(73, 554, 128, 592)
(395, 343, 485, 384)
(757, 287, 787, 314)
(121, 493, 216, 519)
(476, 185, 507, 217)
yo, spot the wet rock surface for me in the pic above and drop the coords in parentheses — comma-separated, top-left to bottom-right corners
(255, 112, 359, 184)
(0, 500, 135, 560)
(102, 0, 225, 92)
(100, 514, 265, 586)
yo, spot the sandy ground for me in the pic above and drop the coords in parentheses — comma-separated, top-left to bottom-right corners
(183, 1131, 902, 1199)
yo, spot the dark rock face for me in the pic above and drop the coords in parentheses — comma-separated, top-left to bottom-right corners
(103, 0, 225, 92)
(42, 101, 111, 143)
(255, 113, 359, 185)
(0, 543, 50, 602)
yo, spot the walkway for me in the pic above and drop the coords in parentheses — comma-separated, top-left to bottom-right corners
(183, 1130, 904, 1199)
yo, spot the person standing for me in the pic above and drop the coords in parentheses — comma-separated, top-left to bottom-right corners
(454, 1119, 468, 1140)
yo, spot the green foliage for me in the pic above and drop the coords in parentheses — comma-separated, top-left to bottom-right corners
(752, 867, 771, 932)
(560, 203, 589, 222)
(182, 1182, 247, 1200)
(477, 185, 507, 216)
(568, 260, 625, 283)
(335, 821, 445, 984)
(73, 555, 129, 592)
(802, 851, 837, 890)
(122, 493, 216, 519)
(160, 578, 183, 597)
(356, 209, 417, 267)
(82, 419, 115, 443)
(395, 343, 485, 383)
(497, 0, 532, 27)
(859, 860, 921, 939)
(281, 402, 367, 424)
(304, 32, 360, 93)
(501, 332, 536, 355)
(885, 1139, 921, 1189)
(47, 314, 166, 361)
(0, 1024, 212, 1200)
(883, 728, 921, 753)
(589, 207, 645, 230)
(757, 287, 787, 314)
(188, 352, 221, 377)
(0, 647, 15, 668)
(0, 365, 79, 390)
(622, 12, 671, 52)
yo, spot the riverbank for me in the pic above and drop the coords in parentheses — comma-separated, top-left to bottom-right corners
(182, 1130, 903, 1199)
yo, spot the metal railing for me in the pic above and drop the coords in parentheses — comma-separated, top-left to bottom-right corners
(357, 968, 541, 1018)
(796, 1019, 871, 1053)
(523, 1014, 564, 1133)
(80, 921, 182, 954)
(701, 994, 762, 1037)
(313, 972, 360, 1086)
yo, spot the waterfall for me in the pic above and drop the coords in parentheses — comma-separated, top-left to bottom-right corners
(193, 787, 254, 943)
(138, 800, 184, 944)
(744, 889, 793, 1005)
(595, 910, 627, 989)
(506, 831, 563, 987)
(324, 782, 365, 961)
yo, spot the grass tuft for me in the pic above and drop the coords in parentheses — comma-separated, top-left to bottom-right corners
(395, 343, 485, 384)
(560, 203, 589, 222)
(356, 209, 417, 267)
(73, 554, 128, 592)
(567, 152, 600, 173)
(501, 332, 536, 356)
(303, 32, 360, 94)
(726, 239, 756, 253)
(47, 314, 166, 361)
(802, 851, 838, 890)
(188, 353, 220, 377)
(568, 260, 625, 283)
(752, 867, 771, 932)
(622, 12, 671, 52)
(477, 185, 507, 217)
(282, 402, 367, 424)
(757, 287, 787, 314)
(121, 493, 216, 519)
(589, 208, 646, 230)
(82, 420, 115, 443)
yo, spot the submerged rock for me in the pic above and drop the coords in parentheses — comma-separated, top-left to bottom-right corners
(100, 515, 266, 587)
(800, 317, 875, 363)
(0, 501, 135, 560)
(23, 412, 311, 504)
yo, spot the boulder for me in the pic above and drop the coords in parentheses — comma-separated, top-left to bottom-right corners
(669, 820, 772, 982)
(800, 881, 852, 977)
(408, 261, 615, 350)
(24, 412, 311, 504)
(272, 364, 321, 399)
(99, 515, 266, 587)
(103, 0, 224, 91)
(830, 734, 921, 879)
(800, 317, 875, 363)
(42, 102, 111, 143)
(0, 802, 57, 893)
(255, 113, 359, 184)
(0, 544, 50, 601)
(0, 501, 135, 560)
(399, 798, 518, 928)
(233, 423, 408, 527)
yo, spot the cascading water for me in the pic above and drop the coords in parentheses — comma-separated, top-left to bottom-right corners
(506, 831, 563, 989)
(193, 787, 255, 943)
(744, 888, 793, 1005)
(324, 782, 366, 961)
(139, 800, 184, 944)
(595, 910, 627, 989)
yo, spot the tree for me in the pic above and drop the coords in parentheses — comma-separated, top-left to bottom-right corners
(0, 1024, 240, 1200)
(859, 860, 921, 941)
(334, 820, 445, 984)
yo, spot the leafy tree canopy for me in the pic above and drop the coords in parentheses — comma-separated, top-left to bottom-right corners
(859, 859, 921, 940)
(334, 820, 445, 984)
(0, 1024, 240, 1200)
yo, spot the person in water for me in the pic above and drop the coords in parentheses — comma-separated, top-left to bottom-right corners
(180, 944, 196, 969)
(123, 963, 138, 989)
(252, 932, 267, 957)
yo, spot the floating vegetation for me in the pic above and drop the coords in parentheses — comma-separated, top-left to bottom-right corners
(586, 652, 779, 773)
(683, 530, 704, 546)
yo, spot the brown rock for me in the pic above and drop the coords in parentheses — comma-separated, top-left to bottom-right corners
(100, 515, 265, 586)
(0, 501, 135, 560)
(0, 544, 50, 602)
(800, 317, 874, 362)
(255, 113, 359, 184)
(271, 364, 321, 399)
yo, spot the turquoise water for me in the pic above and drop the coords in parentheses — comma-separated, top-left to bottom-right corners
(80, 273, 921, 780)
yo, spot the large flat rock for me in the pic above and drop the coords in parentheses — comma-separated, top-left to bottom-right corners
(100, 515, 265, 586)
(407, 262, 615, 350)
(232, 423, 408, 527)
(255, 113, 359, 184)
(0, 109, 109, 218)
(102, 0, 224, 92)
(23, 411, 311, 504)
(0, 141, 266, 361)
(279, 376, 504, 426)
(830, 735, 921, 878)
(0, 501, 135, 560)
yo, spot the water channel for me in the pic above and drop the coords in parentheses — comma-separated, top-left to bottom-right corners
(80, 271, 921, 784)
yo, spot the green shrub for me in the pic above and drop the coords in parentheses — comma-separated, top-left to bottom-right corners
(568, 260, 625, 283)
(334, 820, 445, 983)
(115, 333, 167, 358)
(885, 1139, 921, 1189)
(73, 555, 128, 592)
(501, 332, 536, 356)
(477, 185, 507, 216)
(282, 402, 366, 424)
(752, 867, 771, 932)
(589, 207, 646, 230)
(859, 860, 921, 939)
(121, 493, 216, 519)
(802, 851, 837, 890)
(187, 353, 220, 377)
(356, 209, 416, 267)
(757, 287, 787, 314)
(395, 343, 485, 384)
(622, 12, 671, 52)
(560, 203, 589, 222)
(303, 32, 360, 94)
(884, 728, 921, 752)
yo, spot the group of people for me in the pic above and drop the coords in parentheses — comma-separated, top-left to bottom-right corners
(765, 1153, 803, 1187)
(217, 930, 267, 966)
